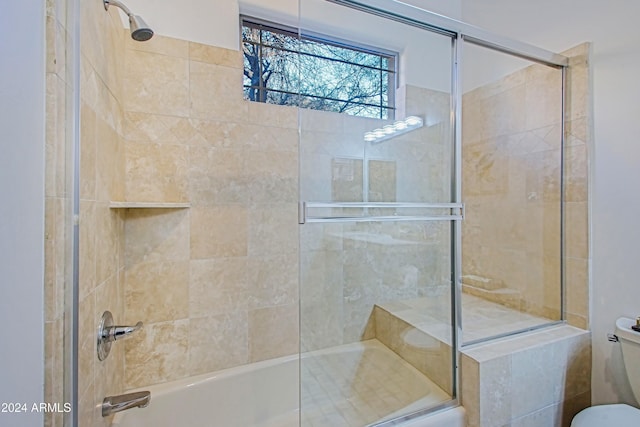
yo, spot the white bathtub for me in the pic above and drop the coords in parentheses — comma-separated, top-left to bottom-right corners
(112, 341, 465, 427)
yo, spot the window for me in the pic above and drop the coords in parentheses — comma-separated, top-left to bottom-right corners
(241, 17, 396, 119)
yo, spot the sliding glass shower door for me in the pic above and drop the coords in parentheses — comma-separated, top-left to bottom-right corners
(460, 41, 565, 345)
(298, 1, 459, 424)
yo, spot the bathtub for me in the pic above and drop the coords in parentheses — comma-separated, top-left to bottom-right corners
(112, 341, 465, 427)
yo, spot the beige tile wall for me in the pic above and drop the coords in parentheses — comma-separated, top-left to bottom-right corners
(461, 44, 590, 328)
(44, 1, 70, 426)
(299, 88, 454, 351)
(77, 1, 127, 426)
(120, 36, 299, 389)
(374, 306, 453, 395)
(461, 326, 591, 427)
(119, 34, 456, 386)
(562, 44, 591, 329)
(45, 0, 127, 425)
(462, 59, 562, 320)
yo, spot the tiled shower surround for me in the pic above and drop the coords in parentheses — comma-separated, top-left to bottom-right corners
(119, 36, 300, 388)
(45, 3, 591, 424)
(119, 34, 457, 390)
(44, 0, 131, 426)
(77, 1, 128, 426)
(44, 0, 72, 426)
(299, 85, 453, 353)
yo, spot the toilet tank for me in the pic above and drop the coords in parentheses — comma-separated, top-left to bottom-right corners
(616, 317, 640, 402)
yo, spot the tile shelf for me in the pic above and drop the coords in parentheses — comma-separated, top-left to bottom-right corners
(109, 201, 191, 209)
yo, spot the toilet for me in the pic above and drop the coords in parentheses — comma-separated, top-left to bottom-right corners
(571, 317, 640, 426)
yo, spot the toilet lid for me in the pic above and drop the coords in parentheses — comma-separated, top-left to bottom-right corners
(572, 404, 640, 427)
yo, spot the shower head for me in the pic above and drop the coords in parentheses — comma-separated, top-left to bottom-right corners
(129, 15, 154, 42)
(103, 0, 154, 42)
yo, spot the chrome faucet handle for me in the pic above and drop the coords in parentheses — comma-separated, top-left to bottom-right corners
(97, 311, 144, 361)
(106, 321, 144, 342)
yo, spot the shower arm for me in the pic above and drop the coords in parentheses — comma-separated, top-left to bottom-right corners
(103, 0, 133, 17)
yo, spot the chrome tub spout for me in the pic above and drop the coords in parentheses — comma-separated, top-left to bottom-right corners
(102, 391, 151, 417)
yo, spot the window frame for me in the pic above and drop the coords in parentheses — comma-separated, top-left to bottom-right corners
(241, 15, 397, 119)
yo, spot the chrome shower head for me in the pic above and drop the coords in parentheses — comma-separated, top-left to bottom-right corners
(129, 15, 154, 42)
(103, 0, 154, 42)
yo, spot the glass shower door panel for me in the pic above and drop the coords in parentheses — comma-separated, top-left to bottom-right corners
(461, 42, 564, 344)
(300, 220, 454, 426)
(299, 1, 457, 424)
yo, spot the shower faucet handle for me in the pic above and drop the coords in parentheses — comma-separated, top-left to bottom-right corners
(97, 311, 144, 361)
(104, 321, 144, 342)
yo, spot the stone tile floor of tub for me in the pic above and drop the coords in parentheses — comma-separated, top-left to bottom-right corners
(300, 339, 450, 427)
(377, 293, 552, 345)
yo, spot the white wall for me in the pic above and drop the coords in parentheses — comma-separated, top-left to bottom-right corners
(126, 0, 461, 49)
(124, 0, 240, 50)
(399, 0, 461, 20)
(462, 43, 538, 93)
(0, 1, 46, 426)
(462, 0, 640, 406)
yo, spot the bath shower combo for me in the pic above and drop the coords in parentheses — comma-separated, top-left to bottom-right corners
(81, 0, 584, 425)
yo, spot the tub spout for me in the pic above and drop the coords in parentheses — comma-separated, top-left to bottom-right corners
(102, 391, 151, 417)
